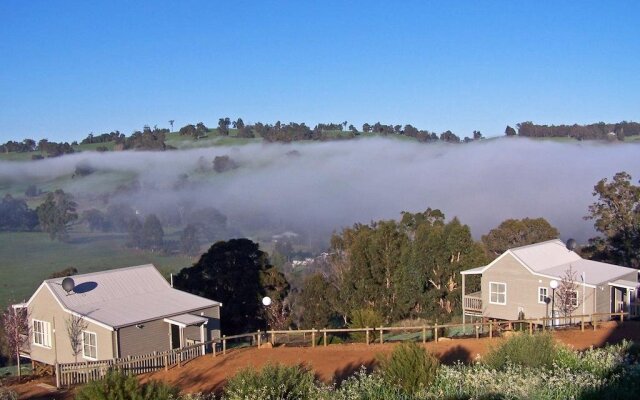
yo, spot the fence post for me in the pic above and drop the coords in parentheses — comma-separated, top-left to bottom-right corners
(434, 324, 438, 342)
(422, 326, 426, 343)
(489, 321, 493, 339)
(271, 331, 275, 346)
(528, 322, 532, 334)
(223, 335, 226, 355)
(312, 329, 316, 348)
(257, 330, 261, 348)
(621, 312, 625, 322)
(365, 327, 370, 345)
(581, 315, 584, 331)
(323, 330, 327, 347)
(55, 362, 60, 388)
(475, 324, 479, 339)
(379, 327, 383, 344)
(593, 314, 597, 331)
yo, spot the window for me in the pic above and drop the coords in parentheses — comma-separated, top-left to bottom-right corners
(569, 290, 578, 307)
(33, 319, 51, 348)
(83, 331, 97, 360)
(538, 287, 548, 304)
(489, 282, 507, 305)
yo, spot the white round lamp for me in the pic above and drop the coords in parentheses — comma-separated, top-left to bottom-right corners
(262, 296, 272, 306)
(549, 280, 559, 289)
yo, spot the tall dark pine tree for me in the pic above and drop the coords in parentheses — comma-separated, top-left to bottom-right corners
(173, 239, 289, 334)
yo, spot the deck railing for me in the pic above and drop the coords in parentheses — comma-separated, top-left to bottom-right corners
(463, 292, 482, 312)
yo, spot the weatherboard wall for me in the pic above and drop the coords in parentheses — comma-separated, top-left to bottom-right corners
(118, 318, 170, 356)
(481, 253, 597, 320)
(27, 286, 114, 364)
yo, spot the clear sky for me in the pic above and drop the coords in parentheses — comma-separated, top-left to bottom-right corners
(1, 1, 639, 142)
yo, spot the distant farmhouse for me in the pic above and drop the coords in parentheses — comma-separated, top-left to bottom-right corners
(461, 240, 639, 323)
(13, 265, 221, 365)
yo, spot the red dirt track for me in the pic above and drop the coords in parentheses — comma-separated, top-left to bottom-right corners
(10, 321, 640, 399)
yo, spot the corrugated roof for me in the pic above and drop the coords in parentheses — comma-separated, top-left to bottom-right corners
(608, 279, 639, 290)
(164, 314, 208, 327)
(45, 265, 220, 328)
(461, 239, 638, 286)
(510, 239, 582, 272)
(538, 259, 637, 286)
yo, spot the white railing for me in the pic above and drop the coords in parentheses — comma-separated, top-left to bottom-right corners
(463, 293, 482, 312)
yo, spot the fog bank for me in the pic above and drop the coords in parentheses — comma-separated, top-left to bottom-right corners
(2, 137, 639, 244)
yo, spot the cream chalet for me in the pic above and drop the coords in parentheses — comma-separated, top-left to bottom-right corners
(13, 264, 221, 365)
(461, 240, 639, 323)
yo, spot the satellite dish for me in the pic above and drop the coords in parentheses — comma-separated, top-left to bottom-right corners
(566, 238, 577, 252)
(61, 277, 75, 295)
(262, 296, 272, 306)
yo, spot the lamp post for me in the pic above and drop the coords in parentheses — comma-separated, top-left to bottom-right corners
(550, 280, 559, 328)
(544, 296, 551, 328)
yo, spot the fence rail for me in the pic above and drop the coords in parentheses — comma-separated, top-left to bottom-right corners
(54, 311, 629, 388)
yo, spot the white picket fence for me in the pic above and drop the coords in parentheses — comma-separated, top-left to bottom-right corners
(55, 341, 205, 387)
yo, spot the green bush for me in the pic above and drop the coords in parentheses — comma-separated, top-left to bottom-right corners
(0, 387, 18, 400)
(349, 308, 384, 343)
(378, 342, 439, 395)
(75, 370, 179, 400)
(483, 332, 557, 369)
(222, 363, 322, 400)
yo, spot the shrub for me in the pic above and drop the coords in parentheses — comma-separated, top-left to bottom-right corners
(378, 342, 439, 395)
(349, 308, 384, 343)
(334, 367, 411, 400)
(222, 363, 323, 400)
(0, 388, 18, 400)
(75, 370, 179, 400)
(483, 332, 557, 369)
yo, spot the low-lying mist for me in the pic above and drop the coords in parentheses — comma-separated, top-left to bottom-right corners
(2, 137, 639, 246)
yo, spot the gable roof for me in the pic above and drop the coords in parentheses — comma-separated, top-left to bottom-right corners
(463, 239, 638, 286)
(28, 264, 220, 329)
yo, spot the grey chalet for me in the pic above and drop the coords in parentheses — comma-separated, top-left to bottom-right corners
(13, 264, 221, 365)
(461, 239, 639, 323)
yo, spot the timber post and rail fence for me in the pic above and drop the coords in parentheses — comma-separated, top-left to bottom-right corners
(54, 311, 629, 388)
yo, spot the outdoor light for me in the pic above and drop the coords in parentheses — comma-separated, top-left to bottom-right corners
(549, 280, 559, 328)
(262, 296, 272, 306)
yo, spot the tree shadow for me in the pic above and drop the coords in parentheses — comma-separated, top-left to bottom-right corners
(330, 360, 377, 386)
(438, 345, 473, 364)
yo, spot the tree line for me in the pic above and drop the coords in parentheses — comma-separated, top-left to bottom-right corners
(505, 121, 640, 141)
(6, 119, 638, 158)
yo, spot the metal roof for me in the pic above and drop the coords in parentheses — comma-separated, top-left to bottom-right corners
(164, 314, 208, 328)
(461, 239, 639, 286)
(510, 239, 582, 272)
(45, 264, 220, 328)
(608, 279, 639, 290)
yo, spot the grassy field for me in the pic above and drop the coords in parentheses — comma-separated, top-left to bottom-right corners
(0, 231, 195, 309)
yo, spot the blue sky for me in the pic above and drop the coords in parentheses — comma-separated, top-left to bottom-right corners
(1, 1, 639, 142)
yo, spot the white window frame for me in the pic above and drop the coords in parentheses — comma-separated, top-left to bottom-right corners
(33, 319, 51, 348)
(82, 330, 98, 360)
(489, 281, 507, 305)
(569, 290, 578, 307)
(538, 287, 548, 304)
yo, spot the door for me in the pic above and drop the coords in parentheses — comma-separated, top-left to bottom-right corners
(170, 324, 181, 349)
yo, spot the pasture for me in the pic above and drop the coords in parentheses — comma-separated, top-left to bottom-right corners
(0, 231, 193, 308)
